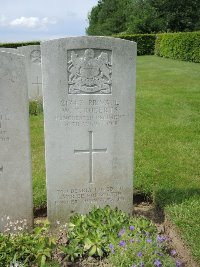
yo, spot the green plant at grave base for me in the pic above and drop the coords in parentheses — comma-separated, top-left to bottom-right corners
(59, 206, 178, 266)
(29, 99, 43, 116)
(61, 206, 130, 260)
(0, 222, 56, 267)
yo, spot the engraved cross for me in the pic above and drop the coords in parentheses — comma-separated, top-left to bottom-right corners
(74, 131, 107, 184)
(32, 76, 42, 95)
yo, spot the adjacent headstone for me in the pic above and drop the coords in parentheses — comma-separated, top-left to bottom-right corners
(41, 37, 136, 224)
(17, 45, 43, 100)
(0, 52, 33, 232)
(0, 48, 18, 53)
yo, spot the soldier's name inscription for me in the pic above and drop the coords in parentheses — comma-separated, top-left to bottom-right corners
(57, 98, 126, 127)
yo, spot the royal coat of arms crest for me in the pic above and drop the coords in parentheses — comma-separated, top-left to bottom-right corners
(67, 49, 112, 94)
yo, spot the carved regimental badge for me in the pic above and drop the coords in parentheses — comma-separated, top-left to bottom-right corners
(30, 50, 41, 64)
(67, 49, 112, 94)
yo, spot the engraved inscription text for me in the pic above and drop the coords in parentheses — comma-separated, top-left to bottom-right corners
(56, 186, 126, 206)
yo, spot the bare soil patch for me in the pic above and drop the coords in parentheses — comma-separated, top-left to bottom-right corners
(133, 200, 199, 267)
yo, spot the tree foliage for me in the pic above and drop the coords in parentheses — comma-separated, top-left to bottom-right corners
(150, 0, 200, 32)
(86, 0, 200, 35)
(86, 0, 131, 35)
(126, 0, 164, 34)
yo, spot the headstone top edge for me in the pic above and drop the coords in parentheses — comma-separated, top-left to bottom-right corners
(41, 36, 137, 46)
(0, 51, 24, 58)
(0, 48, 17, 50)
(17, 45, 41, 50)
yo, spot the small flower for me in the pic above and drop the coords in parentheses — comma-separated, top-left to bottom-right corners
(140, 263, 145, 267)
(146, 239, 152, 243)
(156, 235, 166, 243)
(129, 238, 134, 243)
(56, 220, 60, 225)
(176, 261, 185, 266)
(171, 249, 177, 256)
(119, 240, 126, 247)
(118, 228, 125, 236)
(154, 259, 162, 267)
(109, 244, 114, 249)
(131, 265, 137, 267)
(137, 252, 143, 257)
(130, 225, 135, 230)
(109, 244, 114, 251)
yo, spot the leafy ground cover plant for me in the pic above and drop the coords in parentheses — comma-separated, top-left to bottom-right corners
(0, 221, 56, 267)
(58, 206, 182, 266)
(0, 206, 185, 266)
(59, 206, 131, 261)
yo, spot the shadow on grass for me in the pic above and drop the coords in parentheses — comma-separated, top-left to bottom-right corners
(153, 187, 200, 209)
(133, 187, 200, 223)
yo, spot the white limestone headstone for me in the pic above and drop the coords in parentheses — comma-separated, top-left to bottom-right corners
(0, 48, 18, 53)
(0, 52, 33, 232)
(17, 45, 42, 100)
(41, 37, 136, 224)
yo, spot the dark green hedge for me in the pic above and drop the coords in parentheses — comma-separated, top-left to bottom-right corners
(0, 41, 40, 49)
(1, 33, 199, 62)
(155, 32, 200, 63)
(113, 34, 156, 55)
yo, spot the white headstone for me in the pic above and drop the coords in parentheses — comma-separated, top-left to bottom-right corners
(17, 45, 42, 100)
(0, 52, 33, 232)
(0, 48, 18, 53)
(41, 37, 136, 224)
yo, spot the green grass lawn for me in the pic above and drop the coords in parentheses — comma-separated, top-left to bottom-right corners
(30, 115, 46, 208)
(135, 56, 200, 263)
(30, 55, 200, 264)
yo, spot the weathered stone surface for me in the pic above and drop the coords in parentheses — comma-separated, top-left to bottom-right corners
(41, 37, 136, 224)
(0, 48, 18, 53)
(0, 52, 33, 232)
(17, 45, 42, 100)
